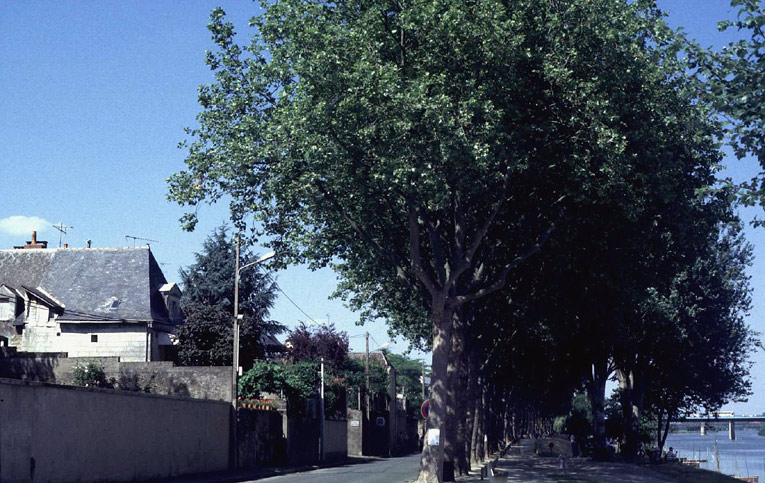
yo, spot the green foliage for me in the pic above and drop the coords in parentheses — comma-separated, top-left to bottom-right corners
(177, 226, 283, 368)
(556, 392, 594, 439)
(72, 362, 109, 388)
(605, 390, 655, 448)
(238, 360, 285, 397)
(385, 352, 428, 412)
(166, 1, 763, 472)
(240, 361, 319, 416)
(688, 1, 765, 219)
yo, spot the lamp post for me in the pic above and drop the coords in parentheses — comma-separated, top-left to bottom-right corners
(231, 237, 275, 469)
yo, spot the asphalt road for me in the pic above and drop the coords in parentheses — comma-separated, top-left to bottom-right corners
(251, 454, 420, 483)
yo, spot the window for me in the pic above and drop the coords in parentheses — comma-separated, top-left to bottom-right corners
(91, 334, 98, 343)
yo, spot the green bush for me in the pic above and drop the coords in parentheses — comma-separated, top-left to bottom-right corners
(72, 362, 110, 388)
(240, 361, 319, 415)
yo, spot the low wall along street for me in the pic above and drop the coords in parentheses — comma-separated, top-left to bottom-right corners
(0, 378, 229, 482)
(238, 408, 286, 467)
(324, 419, 348, 462)
(0, 351, 232, 401)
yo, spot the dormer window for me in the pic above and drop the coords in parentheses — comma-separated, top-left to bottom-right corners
(158, 283, 183, 323)
(0, 297, 14, 320)
(110, 299, 120, 310)
(0, 285, 19, 321)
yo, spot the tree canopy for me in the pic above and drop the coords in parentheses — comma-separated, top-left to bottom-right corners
(169, 0, 761, 478)
(177, 226, 282, 368)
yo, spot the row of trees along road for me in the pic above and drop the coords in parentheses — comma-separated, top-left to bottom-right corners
(168, 1, 765, 481)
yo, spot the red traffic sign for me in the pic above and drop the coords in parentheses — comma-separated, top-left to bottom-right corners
(421, 399, 430, 419)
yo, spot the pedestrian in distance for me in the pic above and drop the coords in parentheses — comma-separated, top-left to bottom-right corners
(570, 434, 579, 458)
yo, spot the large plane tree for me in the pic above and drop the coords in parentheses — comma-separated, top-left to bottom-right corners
(169, 1, 729, 479)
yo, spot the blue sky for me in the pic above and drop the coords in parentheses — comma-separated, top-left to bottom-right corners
(1, 1, 763, 412)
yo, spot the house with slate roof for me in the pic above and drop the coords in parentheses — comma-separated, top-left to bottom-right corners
(0, 232, 181, 361)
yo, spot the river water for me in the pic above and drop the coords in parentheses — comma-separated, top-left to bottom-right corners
(665, 429, 765, 480)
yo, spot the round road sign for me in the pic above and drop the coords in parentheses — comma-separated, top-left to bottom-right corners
(421, 399, 430, 419)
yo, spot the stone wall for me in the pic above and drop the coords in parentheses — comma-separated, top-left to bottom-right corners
(238, 409, 286, 467)
(324, 419, 348, 461)
(0, 353, 232, 401)
(285, 415, 321, 466)
(347, 408, 364, 456)
(0, 378, 229, 482)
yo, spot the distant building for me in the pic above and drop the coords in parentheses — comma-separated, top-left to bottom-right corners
(0, 232, 181, 361)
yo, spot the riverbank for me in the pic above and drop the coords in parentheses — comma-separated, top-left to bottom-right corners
(455, 438, 741, 482)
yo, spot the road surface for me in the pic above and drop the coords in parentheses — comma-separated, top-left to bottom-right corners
(252, 454, 420, 483)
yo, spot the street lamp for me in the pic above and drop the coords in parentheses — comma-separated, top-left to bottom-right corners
(231, 238, 275, 469)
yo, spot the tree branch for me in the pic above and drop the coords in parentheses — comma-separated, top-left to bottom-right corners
(421, 207, 447, 286)
(453, 216, 559, 305)
(448, 168, 512, 287)
(314, 179, 413, 287)
(408, 203, 438, 294)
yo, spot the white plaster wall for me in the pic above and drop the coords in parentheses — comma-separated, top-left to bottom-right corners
(57, 324, 148, 362)
(20, 325, 57, 352)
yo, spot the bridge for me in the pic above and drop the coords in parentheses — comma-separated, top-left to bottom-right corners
(676, 416, 765, 440)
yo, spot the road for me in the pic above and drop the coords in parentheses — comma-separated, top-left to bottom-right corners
(251, 454, 420, 483)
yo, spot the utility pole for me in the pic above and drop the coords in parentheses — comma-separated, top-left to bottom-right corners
(231, 236, 241, 469)
(320, 357, 325, 462)
(365, 332, 370, 419)
(230, 244, 274, 470)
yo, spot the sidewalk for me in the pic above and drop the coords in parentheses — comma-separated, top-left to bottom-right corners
(453, 438, 736, 483)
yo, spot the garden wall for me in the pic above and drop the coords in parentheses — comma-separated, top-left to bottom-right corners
(285, 415, 321, 466)
(0, 352, 231, 401)
(0, 378, 229, 482)
(238, 408, 286, 467)
(324, 419, 348, 461)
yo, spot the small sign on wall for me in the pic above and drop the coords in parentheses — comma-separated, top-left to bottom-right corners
(427, 429, 440, 446)
(350, 420, 360, 427)
(376, 417, 386, 427)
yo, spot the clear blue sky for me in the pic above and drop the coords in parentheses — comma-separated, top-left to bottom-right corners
(1, 1, 762, 412)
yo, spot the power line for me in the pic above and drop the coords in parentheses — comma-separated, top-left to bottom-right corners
(276, 286, 320, 325)
(370, 335, 382, 349)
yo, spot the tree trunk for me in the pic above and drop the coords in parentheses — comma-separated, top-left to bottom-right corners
(454, 345, 470, 475)
(587, 358, 609, 455)
(475, 383, 486, 463)
(417, 301, 454, 483)
(470, 375, 482, 467)
(617, 365, 647, 460)
(657, 408, 672, 451)
(443, 311, 464, 481)
(463, 349, 477, 471)
(656, 410, 663, 453)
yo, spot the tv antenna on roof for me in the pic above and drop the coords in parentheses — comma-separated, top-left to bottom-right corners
(125, 235, 159, 247)
(52, 223, 73, 247)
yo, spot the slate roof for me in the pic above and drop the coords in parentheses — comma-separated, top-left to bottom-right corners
(0, 247, 174, 324)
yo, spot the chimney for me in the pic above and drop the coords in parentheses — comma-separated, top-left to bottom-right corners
(63, 243, 68, 248)
(13, 231, 48, 249)
(86, 240, 92, 248)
